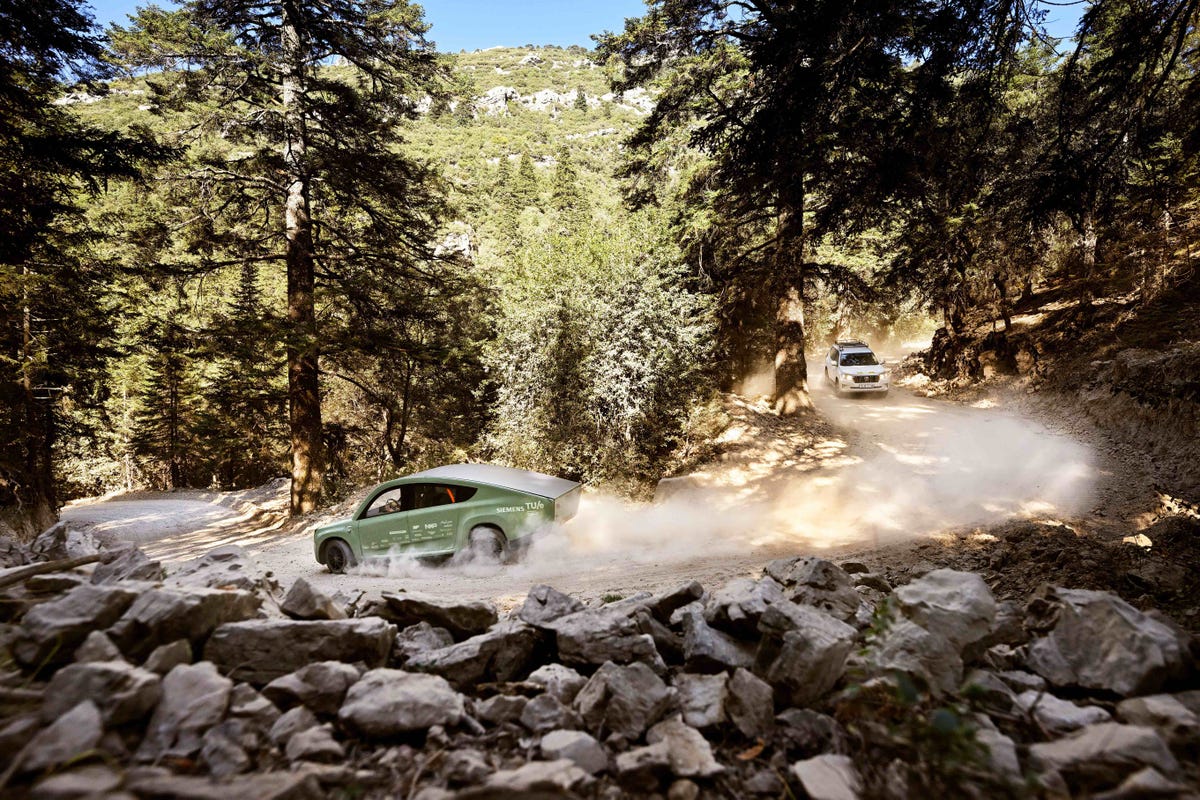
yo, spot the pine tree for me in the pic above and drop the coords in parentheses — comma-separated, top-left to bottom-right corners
(551, 147, 589, 230)
(574, 86, 588, 112)
(132, 312, 199, 489)
(513, 151, 540, 209)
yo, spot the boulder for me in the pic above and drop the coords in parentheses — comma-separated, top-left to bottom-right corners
(546, 603, 664, 671)
(200, 719, 254, 777)
(777, 709, 847, 755)
(285, 724, 344, 763)
(540, 729, 608, 774)
(270, 706, 319, 746)
(646, 717, 723, 778)
(338, 669, 464, 736)
(475, 694, 528, 725)
(527, 663, 587, 704)
(679, 606, 755, 671)
(377, 591, 497, 640)
(517, 584, 584, 626)
(764, 557, 861, 622)
(861, 618, 962, 695)
(1015, 690, 1112, 735)
(394, 621, 455, 665)
(263, 661, 361, 716)
(477, 759, 590, 795)
(647, 581, 705, 623)
(12, 583, 141, 667)
(227, 682, 281, 730)
(138, 662, 233, 761)
(1024, 587, 1190, 696)
(615, 741, 673, 790)
(703, 577, 784, 636)
(73, 630, 123, 663)
(29, 764, 122, 799)
(520, 693, 581, 733)
(108, 587, 262, 661)
(975, 725, 1022, 782)
(143, 639, 193, 675)
(790, 754, 862, 800)
(43, 661, 161, 726)
(758, 600, 857, 705)
(165, 545, 272, 593)
(444, 748, 491, 785)
(90, 545, 163, 584)
(1028, 723, 1181, 787)
(893, 569, 996, 649)
(20, 701, 103, 773)
(123, 770, 322, 800)
(575, 661, 674, 739)
(204, 617, 395, 684)
(1093, 767, 1193, 800)
(675, 672, 727, 729)
(727, 668, 774, 738)
(1116, 694, 1200, 743)
(281, 578, 345, 620)
(30, 522, 99, 561)
(404, 620, 543, 688)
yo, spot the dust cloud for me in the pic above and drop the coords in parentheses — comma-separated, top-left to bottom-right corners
(356, 378, 1096, 586)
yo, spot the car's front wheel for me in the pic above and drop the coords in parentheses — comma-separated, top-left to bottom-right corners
(467, 526, 508, 564)
(323, 539, 356, 575)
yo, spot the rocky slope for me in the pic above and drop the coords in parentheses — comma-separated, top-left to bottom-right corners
(1, 527, 1197, 799)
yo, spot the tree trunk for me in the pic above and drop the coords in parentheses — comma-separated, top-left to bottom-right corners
(282, 2, 323, 515)
(1078, 209, 1097, 310)
(772, 189, 812, 416)
(21, 267, 55, 534)
(993, 271, 1012, 331)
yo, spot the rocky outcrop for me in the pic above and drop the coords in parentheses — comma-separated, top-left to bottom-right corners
(204, 617, 396, 684)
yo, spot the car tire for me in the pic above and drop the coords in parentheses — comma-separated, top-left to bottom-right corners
(323, 539, 355, 575)
(468, 526, 508, 564)
(881, 390, 890, 399)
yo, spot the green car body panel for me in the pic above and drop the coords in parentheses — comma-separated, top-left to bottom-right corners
(313, 463, 582, 566)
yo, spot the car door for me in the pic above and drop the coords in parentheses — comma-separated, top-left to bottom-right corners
(354, 485, 414, 556)
(826, 347, 837, 378)
(400, 483, 466, 554)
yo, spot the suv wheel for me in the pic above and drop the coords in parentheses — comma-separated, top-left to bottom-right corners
(468, 526, 508, 564)
(323, 539, 355, 574)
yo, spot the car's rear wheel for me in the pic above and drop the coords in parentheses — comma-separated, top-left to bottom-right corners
(467, 526, 508, 564)
(323, 539, 356, 574)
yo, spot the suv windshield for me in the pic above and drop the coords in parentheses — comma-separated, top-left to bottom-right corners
(840, 352, 878, 366)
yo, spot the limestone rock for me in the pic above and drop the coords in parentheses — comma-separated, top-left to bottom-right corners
(108, 587, 262, 661)
(204, 617, 395, 684)
(547, 603, 664, 671)
(703, 577, 784, 636)
(646, 717, 723, 778)
(520, 693, 581, 733)
(541, 729, 608, 774)
(393, 621, 454, 665)
(405, 619, 543, 687)
(31, 522, 100, 561)
(227, 682, 281, 729)
(478, 759, 590, 794)
(338, 669, 464, 736)
(29, 764, 122, 800)
(764, 556, 861, 622)
(727, 668, 774, 739)
(281, 578, 345, 620)
(378, 591, 497, 640)
(91, 546, 163, 584)
(138, 662, 232, 761)
(143, 639, 193, 675)
(286, 724, 344, 763)
(165, 545, 272, 593)
(615, 741, 672, 790)
(1116, 694, 1200, 743)
(1024, 587, 1190, 696)
(43, 660, 161, 726)
(675, 672, 727, 729)
(518, 584, 584, 626)
(575, 661, 674, 739)
(200, 719, 254, 777)
(758, 600, 857, 705)
(1029, 723, 1181, 787)
(647, 581, 705, 623)
(790, 754, 862, 800)
(270, 706, 319, 746)
(1094, 767, 1193, 800)
(527, 663, 587, 704)
(861, 618, 962, 695)
(475, 693, 528, 724)
(263, 661, 361, 716)
(13, 583, 141, 666)
(74, 630, 123, 663)
(975, 725, 1022, 782)
(123, 770, 322, 800)
(680, 606, 755, 671)
(21, 701, 103, 773)
(1015, 690, 1112, 735)
(893, 569, 996, 649)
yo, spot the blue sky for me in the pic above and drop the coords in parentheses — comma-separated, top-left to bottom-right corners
(85, 0, 1085, 51)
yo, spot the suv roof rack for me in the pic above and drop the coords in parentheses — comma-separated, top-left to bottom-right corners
(835, 339, 868, 348)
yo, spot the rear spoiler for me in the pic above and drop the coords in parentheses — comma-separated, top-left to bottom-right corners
(554, 484, 582, 523)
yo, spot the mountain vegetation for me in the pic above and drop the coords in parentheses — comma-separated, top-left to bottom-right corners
(1, 0, 1197, 534)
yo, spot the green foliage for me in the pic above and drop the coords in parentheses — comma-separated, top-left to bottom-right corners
(483, 214, 716, 487)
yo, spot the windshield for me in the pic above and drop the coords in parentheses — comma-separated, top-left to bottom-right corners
(840, 352, 878, 366)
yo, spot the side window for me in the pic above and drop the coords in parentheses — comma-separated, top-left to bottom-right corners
(828, 347, 837, 361)
(362, 486, 412, 519)
(411, 483, 477, 510)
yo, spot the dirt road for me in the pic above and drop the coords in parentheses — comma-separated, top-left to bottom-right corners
(58, 383, 1098, 609)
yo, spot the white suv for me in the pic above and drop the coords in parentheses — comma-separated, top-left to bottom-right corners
(823, 340, 890, 397)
